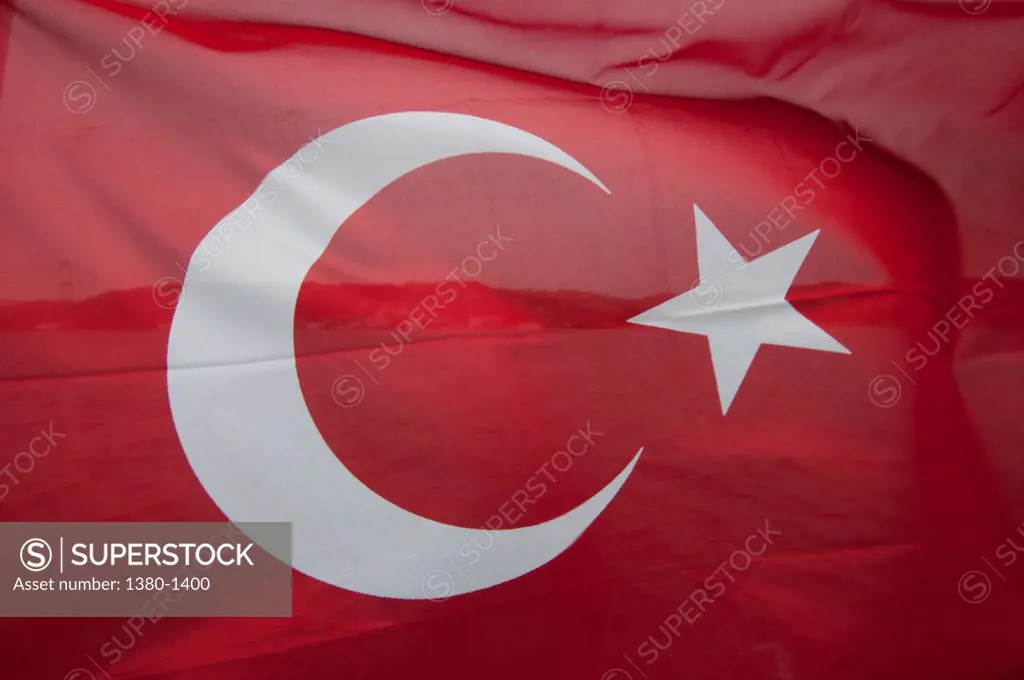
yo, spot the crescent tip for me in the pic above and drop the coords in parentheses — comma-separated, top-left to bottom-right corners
(624, 447, 644, 472)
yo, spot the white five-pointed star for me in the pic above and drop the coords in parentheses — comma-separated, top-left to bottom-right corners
(629, 204, 850, 415)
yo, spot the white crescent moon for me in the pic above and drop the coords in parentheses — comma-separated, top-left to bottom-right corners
(167, 112, 642, 599)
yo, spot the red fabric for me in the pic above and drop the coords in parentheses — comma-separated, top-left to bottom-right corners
(1, 1, 1022, 678)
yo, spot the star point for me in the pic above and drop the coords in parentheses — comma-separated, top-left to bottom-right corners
(629, 204, 849, 415)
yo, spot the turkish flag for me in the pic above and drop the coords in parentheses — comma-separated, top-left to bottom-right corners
(2, 1, 1023, 679)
